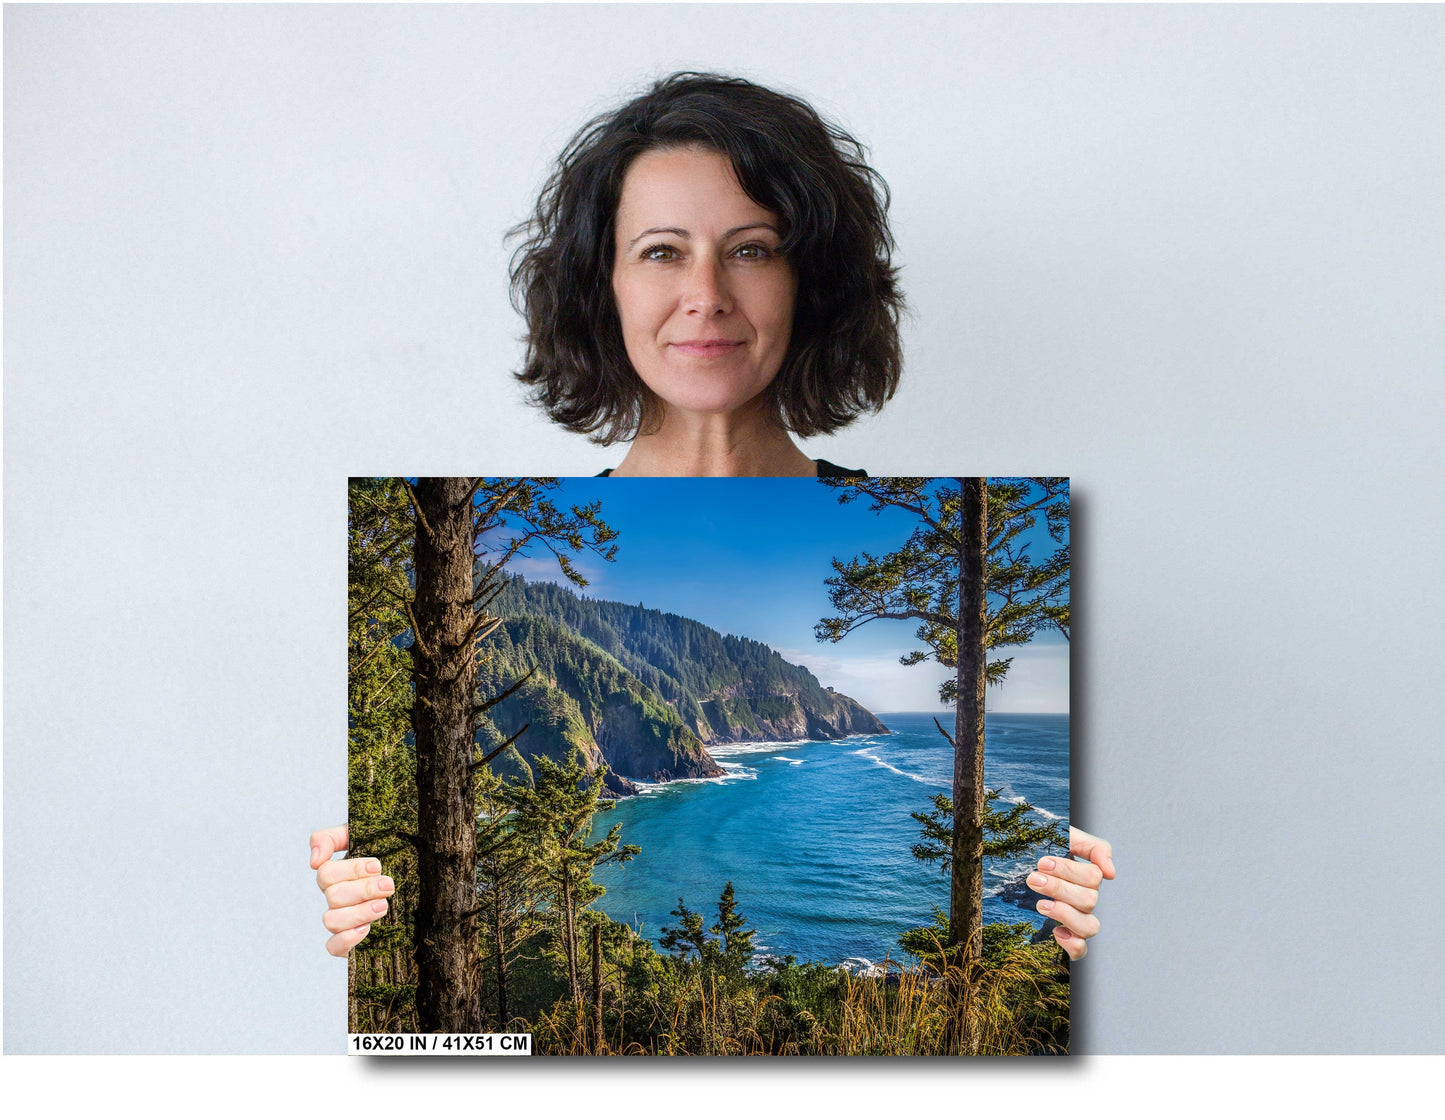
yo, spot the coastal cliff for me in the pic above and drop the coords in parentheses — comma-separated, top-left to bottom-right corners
(474, 575, 888, 789)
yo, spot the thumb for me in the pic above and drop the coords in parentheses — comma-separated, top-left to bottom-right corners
(309, 825, 350, 870)
(1069, 826, 1115, 879)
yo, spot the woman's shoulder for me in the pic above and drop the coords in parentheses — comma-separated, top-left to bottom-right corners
(596, 460, 867, 478)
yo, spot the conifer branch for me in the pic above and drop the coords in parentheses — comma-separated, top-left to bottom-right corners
(477, 831, 520, 860)
(473, 666, 538, 717)
(472, 573, 508, 611)
(933, 716, 957, 748)
(460, 476, 485, 512)
(361, 665, 409, 712)
(347, 584, 390, 625)
(347, 632, 391, 676)
(404, 600, 435, 660)
(463, 613, 502, 649)
(470, 723, 530, 769)
(368, 530, 414, 566)
(473, 481, 527, 541)
(402, 479, 434, 540)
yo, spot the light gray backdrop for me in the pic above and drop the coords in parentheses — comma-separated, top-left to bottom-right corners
(6, 4, 1443, 1054)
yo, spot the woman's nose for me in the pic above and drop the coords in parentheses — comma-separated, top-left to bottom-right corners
(682, 257, 732, 317)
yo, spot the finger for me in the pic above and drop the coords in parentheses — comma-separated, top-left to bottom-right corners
(317, 855, 382, 892)
(323, 897, 390, 935)
(1027, 868, 1097, 914)
(1035, 896, 1099, 940)
(1035, 854, 1103, 891)
(1069, 827, 1116, 879)
(326, 923, 372, 958)
(324, 874, 396, 909)
(310, 825, 350, 870)
(1053, 925, 1086, 961)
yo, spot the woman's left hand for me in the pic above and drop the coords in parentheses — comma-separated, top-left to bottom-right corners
(1028, 826, 1115, 961)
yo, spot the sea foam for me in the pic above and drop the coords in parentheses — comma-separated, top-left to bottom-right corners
(850, 747, 947, 787)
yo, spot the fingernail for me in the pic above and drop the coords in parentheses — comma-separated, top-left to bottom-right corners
(1054, 926, 1072, 939)
(1028, 873, 1048, 889)
(365, 859, 381, 874)
(379, 876, 395, 892)
(311, 846, 320, 864)
(1039, 857, 1056, 871)
(371, 900, 388, 914)
(1106, 858, 1116, 875)
(1038, 899, 1054, 912)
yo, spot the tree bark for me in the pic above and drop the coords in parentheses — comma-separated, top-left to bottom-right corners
(347, 947, 359, 1033)
(411, 477, 484, 1032)
(492, 875, 509, 1031)
(591, 923, 604, 1053)
(563, 873, 580, 1003)
(950, 477, 988, 1051)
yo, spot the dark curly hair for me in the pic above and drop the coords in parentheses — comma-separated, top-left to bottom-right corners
(509, 72, 904, 445)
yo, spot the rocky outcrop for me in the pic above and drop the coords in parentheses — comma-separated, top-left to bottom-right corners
(1031, 919, 1061, 945)
(998, 873, 1048, 914)
(475, 680, 642, 798)
(594, 701, 725, 782)
(694, 690, 887, 744)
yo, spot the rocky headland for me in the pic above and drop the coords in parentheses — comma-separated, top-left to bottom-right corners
(474, 575, 887, 792)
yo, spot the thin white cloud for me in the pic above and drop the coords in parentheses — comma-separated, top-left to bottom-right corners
(771, 647, 952, 713)
(493, 551, 609, 594)
(773, 643, 1069, 714)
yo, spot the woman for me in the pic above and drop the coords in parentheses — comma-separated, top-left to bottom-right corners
(315, 72, 1114, 961)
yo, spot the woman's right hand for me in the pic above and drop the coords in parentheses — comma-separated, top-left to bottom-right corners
(310, 825, 394, 956)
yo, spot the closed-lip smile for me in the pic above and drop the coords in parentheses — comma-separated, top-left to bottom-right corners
(669, 339, 745, 355)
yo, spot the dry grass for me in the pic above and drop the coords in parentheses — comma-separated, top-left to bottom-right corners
(531, 942, 1067, 1057)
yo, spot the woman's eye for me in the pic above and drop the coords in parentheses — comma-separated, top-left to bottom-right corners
(642, 244, 678, 262)
(733, 243, 773, 260)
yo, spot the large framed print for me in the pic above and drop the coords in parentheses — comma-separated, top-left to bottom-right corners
(346, 476, 1071, 1056)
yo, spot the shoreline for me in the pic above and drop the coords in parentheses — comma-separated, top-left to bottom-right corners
(616, 728, 887, 793)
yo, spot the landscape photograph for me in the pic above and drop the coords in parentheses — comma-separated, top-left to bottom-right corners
(347, 476, 1071, 1055)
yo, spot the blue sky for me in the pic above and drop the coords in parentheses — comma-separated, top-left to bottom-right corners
(490, 477, 1069, 714)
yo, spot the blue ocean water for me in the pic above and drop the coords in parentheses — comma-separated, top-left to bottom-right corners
(591, 711, 1070, 967)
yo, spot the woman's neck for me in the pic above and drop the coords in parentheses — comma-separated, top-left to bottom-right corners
(610, 401, 816, 477)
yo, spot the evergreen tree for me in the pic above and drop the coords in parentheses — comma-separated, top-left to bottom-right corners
(514, 749, 639, 1003)
(815, 478, 1069, 989)
(475, 765, 543, 1031)
(347, 478, 420, 1029)
(658, 882, 755, 978)
(400, 477, 618, 1032)
(658, 898, 711, 964)
(712, 881, 756, 978)
(908, 788, 1068, 872)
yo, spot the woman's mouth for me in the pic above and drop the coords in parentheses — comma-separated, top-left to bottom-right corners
(669, 339, 744, 357)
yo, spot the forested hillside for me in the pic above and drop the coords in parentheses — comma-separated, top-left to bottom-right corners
(474, 574, 888, 787)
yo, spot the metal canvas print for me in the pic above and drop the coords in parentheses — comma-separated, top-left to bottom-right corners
(346, 476, 1071, 1056)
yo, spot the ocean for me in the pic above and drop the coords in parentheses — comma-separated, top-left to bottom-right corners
(591, 711, 1070, 968)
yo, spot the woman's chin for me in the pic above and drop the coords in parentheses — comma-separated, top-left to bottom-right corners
(648, 382, 775, 423)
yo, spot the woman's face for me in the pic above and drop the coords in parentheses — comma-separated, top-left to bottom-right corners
(611, 146, 797, 422)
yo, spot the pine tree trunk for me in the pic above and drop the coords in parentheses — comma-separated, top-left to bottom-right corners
(492, 877, 509, 1031)
(411, 477, 483, 1033)
(950, 477, 987, 1052)
(563, 874, 580, 1002)
(347, 948, 359, 1032)
(591, 923, 604, 1053)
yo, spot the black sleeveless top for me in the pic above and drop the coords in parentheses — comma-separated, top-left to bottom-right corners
(596, 458, 867, 478)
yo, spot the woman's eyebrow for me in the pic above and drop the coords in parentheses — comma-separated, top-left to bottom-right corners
(625, 222, 780, 250)
(723, 222, 781, 240)
(627, 226, 688, 249)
